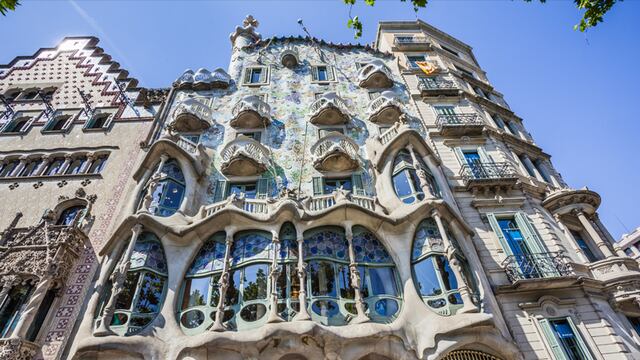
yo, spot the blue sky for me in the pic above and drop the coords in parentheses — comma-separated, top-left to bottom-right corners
(1, 1, 639, 239)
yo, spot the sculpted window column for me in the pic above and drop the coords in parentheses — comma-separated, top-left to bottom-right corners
(293, 228, 311, 321)
(80, 153, 96, 174)
(34, 155, 51, 176)
(573, 209, 614, 258)
(139, 153, 170, 214)
(431, 209, 477, 313)
(521, 154, 545, 182)
(0, 276, 20, 306)
(211, 230, 235, 332)
(266, 230, 284, 323)
(406, 144, 436, 200)
(592, 213, 626, 257)
(9, 156, 28, 177)
(344, 223, 369, 324)
(58, 154, 74, 175)
(94, 224, 143, 336)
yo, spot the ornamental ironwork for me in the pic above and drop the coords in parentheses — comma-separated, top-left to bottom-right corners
(459, 162, 518, 182)
(501, 252, 574, 283)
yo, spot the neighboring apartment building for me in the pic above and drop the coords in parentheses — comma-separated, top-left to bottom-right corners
(2, 16, 639, 360)
(0, 37, 164, 359)
(619, 228, 640, 260)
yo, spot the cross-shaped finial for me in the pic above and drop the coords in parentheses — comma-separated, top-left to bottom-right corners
(243, 15, 259, 28)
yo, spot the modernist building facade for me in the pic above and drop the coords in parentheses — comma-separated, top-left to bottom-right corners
(1, 16, 639, 360)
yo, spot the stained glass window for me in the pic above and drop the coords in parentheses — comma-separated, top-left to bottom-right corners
(144, 159, 186, 217)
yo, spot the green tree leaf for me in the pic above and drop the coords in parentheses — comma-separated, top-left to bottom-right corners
(0, 0, 20, 16)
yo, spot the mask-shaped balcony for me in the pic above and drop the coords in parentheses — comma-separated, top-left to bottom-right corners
(169, 98, 213, 132)
(311, 132, 360, 172)
(220, 135, 271, 176)
(357, 60, 394, 89)
(173, 68, 232, 90)
(230, 95, 271, 129)
(309, 92, 350, 126)
(459, 162, 519, 192)
(436, 113, 484, 136)
(367, 91, 403, 124)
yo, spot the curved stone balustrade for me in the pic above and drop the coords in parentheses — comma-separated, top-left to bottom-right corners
(230, 95, 271, 129)
(310, 131, 360, 172)
(542, 187, 601, 215)
(173, 68, 232, 90)
(168, 98, 212, 132)
(220, 135, 271, 176)
(357, 59, 394, 89)
(308, 92, 350, 125)
(368, 91, 403, 124)
(588, 257, 640, 305)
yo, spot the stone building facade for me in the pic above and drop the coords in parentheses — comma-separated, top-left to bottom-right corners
(619, 228, 640, 260)
(0, 37, 164, 359)
(1, 16, 639, 360)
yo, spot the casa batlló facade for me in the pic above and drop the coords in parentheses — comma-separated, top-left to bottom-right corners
(0, 15, 639, 360)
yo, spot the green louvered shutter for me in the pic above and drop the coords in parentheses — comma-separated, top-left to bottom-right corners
(259, 67, 268, 84)
(311, 66, 319, 81)
(312, 177, 324, 196)
(213, 180, 227, 202)
(486, 213, 514, 256)
(454, 147, 467, 165)
(566, 317, 594, 360)
(539, 319, 568, 360)
(352, 173, 364, 196)
(256, 177, 271, 199)
(327, 66, 335, 81)
(477, 147, 492, 163)
(243, 68, 252, 85)
(514, 212, 546, 254)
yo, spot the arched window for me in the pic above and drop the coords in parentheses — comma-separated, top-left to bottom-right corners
(0, 283, 33, 337)
(87, 155, 108, 174)
(0, 159, 19, 178)
(179, 232, 227, 334)
(109, 232, 167, 336)
(19, 159, 42, 177)
(144, 159, 186, 217)
(391, 149, 439, 204)
(65, 157, 86, 175)
(56, 205, 85, 226)
(275, 222, 300, 321)
(304, 227, 401, 326)
(411, 219, 468, 316)
(44, 157, 65, 176)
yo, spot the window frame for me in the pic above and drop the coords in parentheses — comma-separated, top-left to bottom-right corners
(310, 64, 336, 84)
(242, 66, 270, 86)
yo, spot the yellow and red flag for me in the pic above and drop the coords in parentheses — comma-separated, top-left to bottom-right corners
(416, 61, 438, 75)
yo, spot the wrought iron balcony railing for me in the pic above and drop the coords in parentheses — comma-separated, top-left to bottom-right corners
(459, 162, 518, 182)
(436, 113, 482, 127)
(502, 252, 574, 283)
(418, 78, 457, 91)
(394, 36, 429, 46)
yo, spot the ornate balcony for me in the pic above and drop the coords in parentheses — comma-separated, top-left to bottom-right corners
(459, 162, 518, 192)
(357, 60, 394, 89)
(309, 92, 350, 125)
(311, 132, 360, 172)
(542, 188, 601, 215)
(393, 36, 430, 50)
(305, 191, 379, 213)
(230, 95, 271, 129)
(0, 338, 39, 360)
(367, 91, 403, 124)
(588, 257, 640, 305)
(220, 135, 271, 176)
(173, 68, 232, 90)
(418, 78, 459, 97)
(502, 252, 575, 283)
(168, 98, 212, 132)
(436, 113, 484, 136)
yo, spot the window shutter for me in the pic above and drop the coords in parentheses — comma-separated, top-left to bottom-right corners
(213, 180, 227, 202)
(486, 213, 513, 256)
(453, 147, 466, 165)
(62, 115, 75, 132)
(102, 113, 114, 129)
(256, 177, 270, 199)
(352, 173, 364, 196)
(566, 317, 594, 360)
(0, 120, 9, 132)
(477, 147, 491, 163)
(312, 177, 323, 196)
(539, 319, 568, 360)
(311, 66, 318, 81)
(327, 66, 335, 81)
(514, 212, 546, 254)
(21, 116, 36, 133)
(243, 68, 252, 85)
(259, 67, 268, 84)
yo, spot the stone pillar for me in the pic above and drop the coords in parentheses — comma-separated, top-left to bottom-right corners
(553, 213, 588, 262)
(592, 213, 624, 257)
(432, 209, 477, 313)
(94, 224, 143, 336)
(407, 144, 435, 200)
(58, 154, 73, 175)
(9, 157, 27, 177)
(539, 160, 562, 188)
(520, 154, 544, 182)
(344, 224, 369, 324)
(293, 229, 311, 321)
(11, 276, 54, 338)
(80, 153, 96, 174)
(0, 276, 20, 307)
(266, 231, 284, 323)
(34, 155, 51, 176)
(211, 231, 234, 332)
(573, 209, 614, 258)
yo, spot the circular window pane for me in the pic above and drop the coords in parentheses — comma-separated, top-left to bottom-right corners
(427, 298, 446, 309)
(375, 299, 399, 316)
(110, 312, 128, 326)
(312, 300, 339, 317)
(210, 308, 236, 323)
(181, 310, 205, 329)
(240, 303, 267, 322)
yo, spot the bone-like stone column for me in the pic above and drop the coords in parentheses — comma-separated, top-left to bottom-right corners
(80, 153, 95, 174)
(293, 229, 311, 321)
(432, 209, 477, 313)
(94, 224, 143, 336)
(266, 231, 284, 323)
(573, 209, 614, 258)
(407, 144, 436, 200)
(345, 223, 369, 324)
(211, 231, 235, 331)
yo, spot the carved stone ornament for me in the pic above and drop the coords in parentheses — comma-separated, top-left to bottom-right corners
(0, 338, 39, 360)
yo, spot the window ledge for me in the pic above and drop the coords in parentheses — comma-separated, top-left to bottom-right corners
(0, 173, 103, 182)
